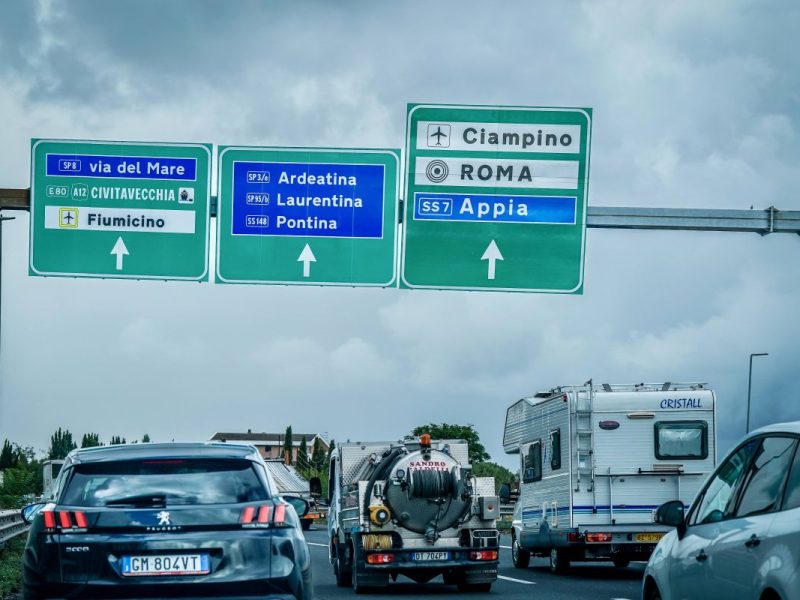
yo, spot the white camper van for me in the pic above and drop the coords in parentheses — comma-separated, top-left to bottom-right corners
(502, 382, 716, 573)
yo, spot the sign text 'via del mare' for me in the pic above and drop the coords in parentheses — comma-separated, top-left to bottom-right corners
(401, 104, 592, 293)
(216, 147, 400, 286)
(29, 139, 212, 280)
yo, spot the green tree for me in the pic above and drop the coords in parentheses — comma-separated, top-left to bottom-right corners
(81, 433, 101, 448)
(283, 426, 293, 464)
(311, 437, 326, 471)
(142, 434, 151, 443)
(47, 428, 77, 460)
(0, 467, 36, 508)
(411, 423, 490, 464)
(110, 436, 127, 445)
(472, 461, 516, 494)
(327, 439, 336, 460)
(0, 439, 15, 469)
(297, 436, 308, 469)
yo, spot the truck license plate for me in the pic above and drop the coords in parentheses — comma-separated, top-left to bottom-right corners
(410, 551, 451, 561)
(121, 554, 210, 576)
(636, 533, 664, 542)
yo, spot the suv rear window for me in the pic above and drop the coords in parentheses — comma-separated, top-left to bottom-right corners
(60, 459, 268, 507)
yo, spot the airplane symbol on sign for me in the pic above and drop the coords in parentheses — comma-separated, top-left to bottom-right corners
(427, 124, 450, 147)
(58, 208, 79, 228)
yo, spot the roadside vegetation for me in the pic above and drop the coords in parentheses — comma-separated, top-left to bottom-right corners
(0, 429, 151, 509)
(0, 535, 25, 599)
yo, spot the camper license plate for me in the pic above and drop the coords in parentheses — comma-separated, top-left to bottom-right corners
(121, 554, 210, 576)
(410, 551, 451, 561)
(636, 533, 664, 543)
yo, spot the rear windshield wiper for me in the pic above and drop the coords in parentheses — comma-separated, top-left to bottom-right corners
(104, 493, 167, 508)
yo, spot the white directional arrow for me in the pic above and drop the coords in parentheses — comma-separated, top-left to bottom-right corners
(480, 239, 504, 280)
(110, 236, 129, 271)
(297, 243, 316, 278)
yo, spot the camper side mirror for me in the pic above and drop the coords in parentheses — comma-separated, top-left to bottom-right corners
(499, 483, 511, 502)
(309, 476, 322, 499)
(655, 500, 685, 528)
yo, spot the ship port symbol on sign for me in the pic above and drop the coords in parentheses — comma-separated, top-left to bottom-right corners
(401, 104, 592, 293)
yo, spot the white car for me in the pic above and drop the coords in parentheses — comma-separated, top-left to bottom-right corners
(643, 421, 800, 600)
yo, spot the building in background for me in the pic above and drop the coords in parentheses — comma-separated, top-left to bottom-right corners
(208, 430, 329, 463)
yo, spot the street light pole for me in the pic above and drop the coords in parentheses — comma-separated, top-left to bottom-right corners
(747, 352, 769, 433)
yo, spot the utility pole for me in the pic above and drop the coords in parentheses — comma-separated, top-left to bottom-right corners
(746, 352, 769, 433)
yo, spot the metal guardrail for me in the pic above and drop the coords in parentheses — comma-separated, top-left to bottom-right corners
(0, 509, 29, 548)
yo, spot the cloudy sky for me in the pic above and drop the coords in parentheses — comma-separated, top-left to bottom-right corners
(0, 0, 798, 469)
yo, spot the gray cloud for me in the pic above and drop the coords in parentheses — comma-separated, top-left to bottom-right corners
(1, 0, 799, 466)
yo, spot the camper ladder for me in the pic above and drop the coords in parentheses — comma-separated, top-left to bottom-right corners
(574, 386, 596, 503)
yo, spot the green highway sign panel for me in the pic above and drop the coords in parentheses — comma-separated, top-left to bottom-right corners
(216, 147, 399, 286)
(29, 139, 212, 280)
(401, 104, 592, 293)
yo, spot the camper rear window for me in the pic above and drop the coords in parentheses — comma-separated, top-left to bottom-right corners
(655, 421, 708, 460)
(523, 441, 542, 483)
(550, 429, 562, 471)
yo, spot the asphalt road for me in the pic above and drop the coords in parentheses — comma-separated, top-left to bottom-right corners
(303, 527, 645, 600)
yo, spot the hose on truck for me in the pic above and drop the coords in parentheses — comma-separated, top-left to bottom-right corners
(410, 469, 456, 499)
(363, 447, 405, 519)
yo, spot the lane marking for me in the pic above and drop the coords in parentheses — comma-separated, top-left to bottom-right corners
(307, 542, 328, 548)
(498, 575, 536, 585)
(500, 545, 512, 549)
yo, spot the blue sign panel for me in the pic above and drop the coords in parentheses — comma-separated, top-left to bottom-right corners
(231, 161, 385, 238)
(45, 154, 197, 181)
(413, 192, 576, 225)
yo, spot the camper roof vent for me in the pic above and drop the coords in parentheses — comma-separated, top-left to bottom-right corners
(534, 391, 551, 398)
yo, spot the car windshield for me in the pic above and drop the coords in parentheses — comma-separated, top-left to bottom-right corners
(60, 458, 269, 507)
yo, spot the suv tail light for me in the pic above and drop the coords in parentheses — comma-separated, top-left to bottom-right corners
(241, 503, 291, 528)
(42, 510, 88, 532)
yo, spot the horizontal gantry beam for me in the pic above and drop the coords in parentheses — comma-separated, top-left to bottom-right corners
(2, 188, 799, 235)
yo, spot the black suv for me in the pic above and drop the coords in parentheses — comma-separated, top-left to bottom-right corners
(21, 442, 313, 599)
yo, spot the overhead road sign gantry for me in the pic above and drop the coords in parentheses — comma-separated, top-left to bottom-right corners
(401, 104, 592, 293)
(29, 139, 212, 280)
(216, 147, 400, 286)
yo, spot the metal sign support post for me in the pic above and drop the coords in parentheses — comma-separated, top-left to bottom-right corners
(0, 214, 16, 366)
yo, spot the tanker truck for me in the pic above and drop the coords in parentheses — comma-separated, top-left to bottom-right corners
(327, 435, 500, 593)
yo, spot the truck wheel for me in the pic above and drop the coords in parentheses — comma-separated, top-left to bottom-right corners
(301, 519, 312, 531)
(613, 556, 630, 569)
(512, 535, 530, 569)
(457, 582, 492, 593)
(549, 548, 570, 574)
(334, 541, 352, 587)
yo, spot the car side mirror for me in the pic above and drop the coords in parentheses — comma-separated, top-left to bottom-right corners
(655, 500, 685, 528)
(21, 503, 45, 525)
(499, 483, 511, 502)
(309, 477, 322, 499)
(282, 495, 310, 518)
